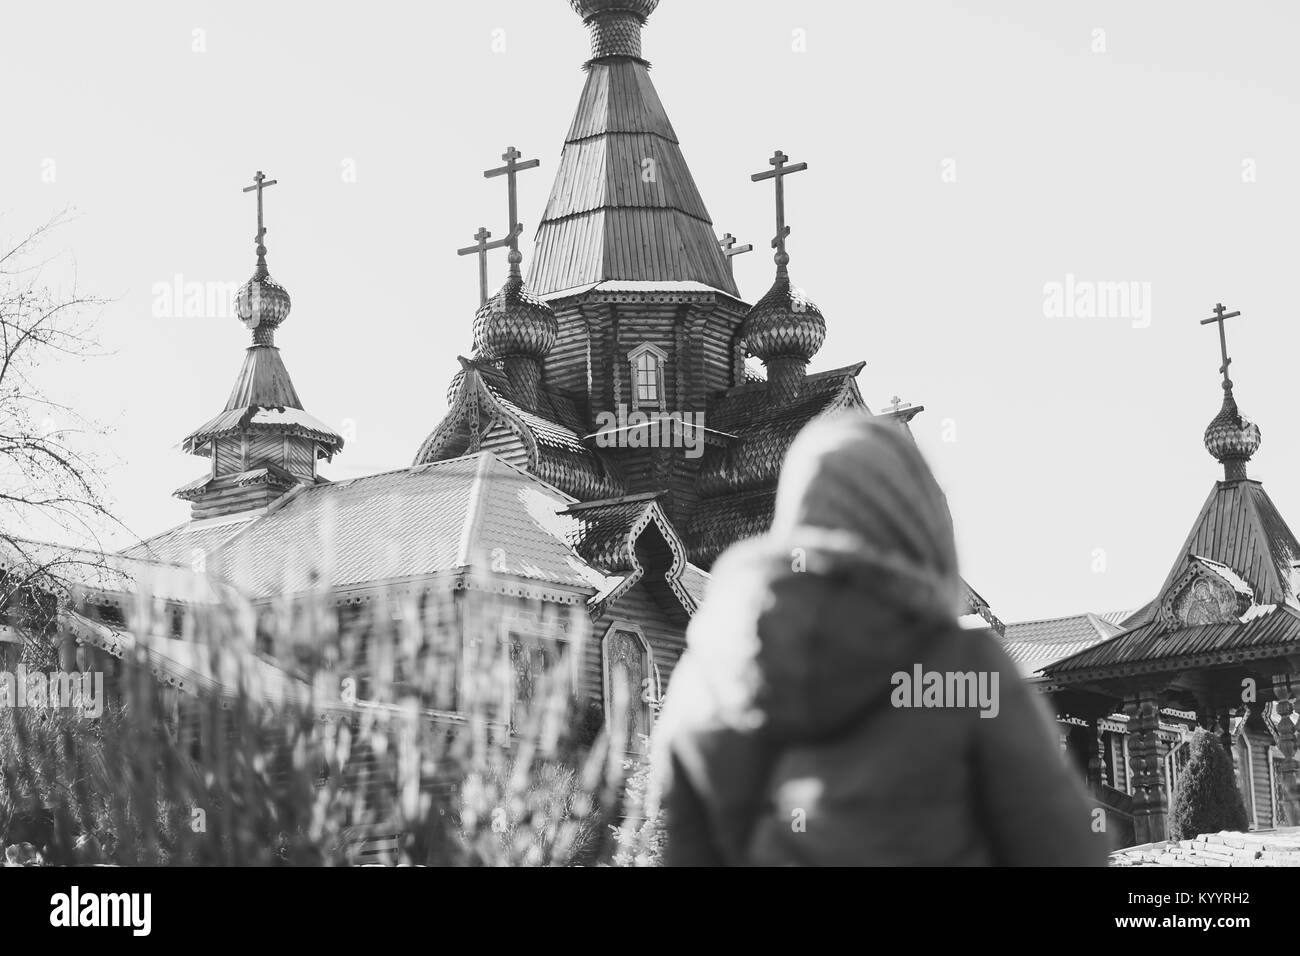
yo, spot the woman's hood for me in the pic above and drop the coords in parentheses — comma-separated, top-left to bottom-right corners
(682, 528, 964, 743)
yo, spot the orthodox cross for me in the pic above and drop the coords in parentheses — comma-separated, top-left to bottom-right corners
(458, 226, 514, 307)
(484, 146, 540, 277)
(719, 233, 753, 278)
(1200, 302, 1242, 392)
(242, 170, 278, 264)
(888, 395, 904, 413)
(751, 150, 808, 277)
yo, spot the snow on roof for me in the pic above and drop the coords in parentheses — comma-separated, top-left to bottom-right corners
(248, 405, 339, 435)
(540, 280, 733, 301)
(1192, 554, 1255, 597)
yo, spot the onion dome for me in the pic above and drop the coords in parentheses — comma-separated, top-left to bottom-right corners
(235, 267, 292, 336)
(569, 0, 658, 62)
(471, 268, 558, 360)
(740, 275, 826, 362)
(446, 365, 469, 406)
(1204, 389, 1261, 480)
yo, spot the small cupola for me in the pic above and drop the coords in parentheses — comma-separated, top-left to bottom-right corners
(176, 171, 344, 520)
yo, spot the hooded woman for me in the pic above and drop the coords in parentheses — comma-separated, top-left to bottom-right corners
(650, 412, 1105, 866)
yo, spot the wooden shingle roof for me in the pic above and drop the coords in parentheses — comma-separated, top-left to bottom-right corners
(1045, 605, 1300, 680)
(529, 59, 738, 297)
(1135, 479, 1300, 624)
(1045, 478, 1300, 683)
(414, 359, 625, 502)
(694, 364, 866, 498)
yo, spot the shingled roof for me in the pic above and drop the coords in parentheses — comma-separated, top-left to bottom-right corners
(684, 365, 865, 564)
(1000, 612, 1124, 678)
(1045, 478, 1300, 683)
(122, 450, 704, 621)
(561, 491, 698, 614)
(694, 364, 866, 498)
(124, 513, 258, 567)
(1127, 479, 1300, 629)
(529, 53, 737, 296)
(202, 454, 611, 599)
(414, 359, 625, 501)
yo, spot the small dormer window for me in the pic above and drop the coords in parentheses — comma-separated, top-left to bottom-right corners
(628, 344, 667, 410)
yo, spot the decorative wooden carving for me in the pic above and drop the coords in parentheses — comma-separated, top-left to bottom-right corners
(1160, 558, 1252, 628)
(1124, 690, 1168, 843)
(1089, 722, 1109, 792)
(1272, 676, 1300, 825)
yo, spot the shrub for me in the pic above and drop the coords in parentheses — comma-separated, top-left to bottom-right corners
(1168, 729, 1249, 841)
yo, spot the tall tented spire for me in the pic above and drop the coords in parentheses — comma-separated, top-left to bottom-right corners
(175, 171, 343, 520)
(530, 0, 738, 297)
(1200, 303, 1260, 482)
(739, 150, 826, 403)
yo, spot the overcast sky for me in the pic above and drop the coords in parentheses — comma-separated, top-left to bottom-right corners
(3, 0, 1299, 622)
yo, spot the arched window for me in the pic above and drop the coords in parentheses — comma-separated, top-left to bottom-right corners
(603, 623, 654, 753)
(627, 344, 667, 410)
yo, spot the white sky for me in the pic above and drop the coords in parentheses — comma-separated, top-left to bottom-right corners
(3, 0, 1299, 622)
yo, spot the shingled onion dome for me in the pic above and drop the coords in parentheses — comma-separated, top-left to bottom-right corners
(741, 269, 827, 404)
(471, 251, 558, 412)
(446, 364, 469, 406)
(235, 245, 292, 346)
(1205, 387, 1261, 482)
(569, 0, 659, 64)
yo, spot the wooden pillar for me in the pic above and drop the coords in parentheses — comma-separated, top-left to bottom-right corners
(1125, 690, 1167, 843)
(1215, 707, 1235, 771)
(1087, 721, 1109, 793)
(1271, 676, 1300, 826)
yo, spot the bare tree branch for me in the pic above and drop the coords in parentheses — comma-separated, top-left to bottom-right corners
(0, 212, 123, 666)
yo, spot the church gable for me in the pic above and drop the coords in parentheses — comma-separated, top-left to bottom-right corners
(562, 492, 697, 621)
(1130, 479, 1300, 632)
(1159, 556, 1256, 628)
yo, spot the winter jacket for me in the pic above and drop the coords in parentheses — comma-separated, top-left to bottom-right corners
(651, 530, 1106, 867)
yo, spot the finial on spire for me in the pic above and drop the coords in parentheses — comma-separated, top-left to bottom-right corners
(751, 150, 808, 278)
(485, 147, 540, 279)
(1199, 302, 1261, 481)
(242, 170, 278, 277)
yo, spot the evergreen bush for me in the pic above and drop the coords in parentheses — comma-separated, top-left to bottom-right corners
(1168, 729, 1249, 841)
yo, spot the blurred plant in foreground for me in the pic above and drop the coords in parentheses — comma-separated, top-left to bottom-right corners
(0, 567, 638, 866)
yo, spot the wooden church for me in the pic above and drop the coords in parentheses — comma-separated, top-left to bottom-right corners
(1006, 305, 1300, 848)
(21, 0, 1000, 745)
